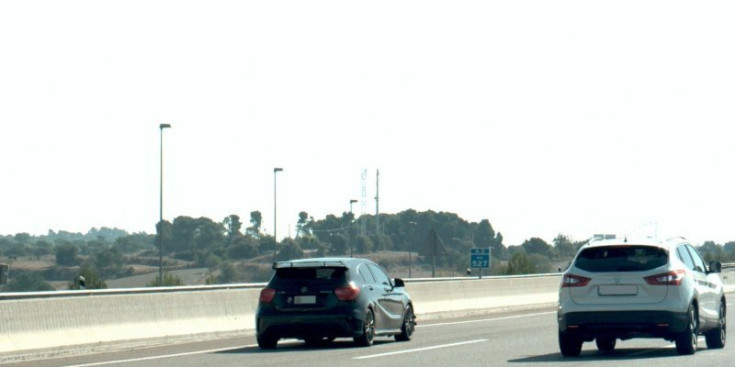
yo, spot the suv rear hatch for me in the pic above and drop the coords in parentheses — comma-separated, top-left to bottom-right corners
(269, 261, 349, 312)
(566, 245, 670, 305)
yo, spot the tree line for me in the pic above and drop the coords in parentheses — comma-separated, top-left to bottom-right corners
(2, 210, 735, 292)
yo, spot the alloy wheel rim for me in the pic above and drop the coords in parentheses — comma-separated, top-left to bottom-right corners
(365, 312, 375, 342)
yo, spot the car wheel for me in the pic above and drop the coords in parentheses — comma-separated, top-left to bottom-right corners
(354, 309, 375, 347)
(257, 334, 278, 349)
(395, 305, 415, 342)
(595, 337, 616, 352)
(705, 301, 726, 349)
(675, 304, 698, 355)
(559, 331, 582, 357)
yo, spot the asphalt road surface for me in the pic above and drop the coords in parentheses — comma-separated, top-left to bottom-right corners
(7, 305, 733, 367)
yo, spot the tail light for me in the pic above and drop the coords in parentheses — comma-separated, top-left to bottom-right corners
(561, 274, 591, 288)
(259, 288, 276, 303)
(645, 270, 686, 285)
(334, 282, 360, 301)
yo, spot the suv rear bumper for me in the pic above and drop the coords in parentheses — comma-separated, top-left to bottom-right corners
(558, 310, 689, 340)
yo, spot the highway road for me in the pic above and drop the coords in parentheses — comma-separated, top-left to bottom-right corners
(6, 305, 732, 367)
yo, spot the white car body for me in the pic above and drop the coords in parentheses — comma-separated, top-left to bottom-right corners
(557, 237, 726, 356)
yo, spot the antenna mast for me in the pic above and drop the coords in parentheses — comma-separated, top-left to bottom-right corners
(375, 169, 380, 235)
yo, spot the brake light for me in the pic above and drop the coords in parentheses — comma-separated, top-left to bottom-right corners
(561, 274, 591, 288)
(334, 282, 360, 301)
(645, 270, 686, 285)
(259, 288, 276, 303)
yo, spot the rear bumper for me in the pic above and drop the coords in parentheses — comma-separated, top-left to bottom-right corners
(256, 305, 365, 339)
(558, 311, 689, 340)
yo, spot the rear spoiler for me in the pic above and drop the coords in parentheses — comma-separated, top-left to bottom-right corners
(273, 260, 348, 269)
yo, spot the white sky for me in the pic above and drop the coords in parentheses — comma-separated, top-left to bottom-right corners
(1, 1, 734, 246)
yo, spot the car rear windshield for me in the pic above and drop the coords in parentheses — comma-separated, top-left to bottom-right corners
(274, 267, 346, 282)
(574, 245, 668, 272)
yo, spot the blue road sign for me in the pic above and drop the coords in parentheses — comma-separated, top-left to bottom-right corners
(470, 248, 491, 269)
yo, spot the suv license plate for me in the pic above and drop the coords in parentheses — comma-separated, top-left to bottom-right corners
(598, 285, 638, 296)
(295, 295, 316, 304)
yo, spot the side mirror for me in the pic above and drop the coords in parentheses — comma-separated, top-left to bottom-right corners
(393, 278, 405, 288)
(709, 261, 722, 274)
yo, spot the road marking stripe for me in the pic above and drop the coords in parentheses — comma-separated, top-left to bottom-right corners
(354, 339, 487, 360)
(418, 311, 556, 328)
(62, 345, 259, 367)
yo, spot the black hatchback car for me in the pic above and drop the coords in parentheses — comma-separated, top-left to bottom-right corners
(256, 257, 416, 349)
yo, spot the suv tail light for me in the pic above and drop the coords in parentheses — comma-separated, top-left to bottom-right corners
(645, 270, 686, 285)
(561, 274, 591, 288)
(334, 282, 360, 301)
(259, 288, 276, 303)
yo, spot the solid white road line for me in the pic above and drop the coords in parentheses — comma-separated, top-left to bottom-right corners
(353, 339, 488, 360)
(61, 344, 258, 367)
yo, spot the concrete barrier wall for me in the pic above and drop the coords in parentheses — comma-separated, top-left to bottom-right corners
(0, 274, 564, 359)
(405, 274, 561, 320)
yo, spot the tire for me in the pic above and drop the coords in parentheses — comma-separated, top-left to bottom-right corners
(559, 331, 583, 357)
(705, 301, 726, 349)
(675, 304, 698, 355)
(395, 305, 415, 342)
(257, 334, 278, 349)
(354, 309, 375, 347)
(595, 337, 616, 352)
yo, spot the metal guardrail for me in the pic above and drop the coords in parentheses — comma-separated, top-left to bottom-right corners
(2, 266, 730, 301)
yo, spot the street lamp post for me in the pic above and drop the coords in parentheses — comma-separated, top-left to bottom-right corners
(273, 167, 283, 261)
(158, 123, 172, 284)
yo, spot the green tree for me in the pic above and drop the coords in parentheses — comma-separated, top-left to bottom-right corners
(248, 211, 263, 238)
(223, 214, 243, 245)
(296, 211, 314, 238)
(355, 235, 374, 254)
(68, 267, 108, 289)
(276, 238, 304, 261)
(227, 236, 259, 259)
(553, 234, 578, 258)
(521, 237, 555, 258)
(328, 234, 349, 255)
(147, 273, 184, 287)
(95, 248, 122, 278)
(504, 252, 536, 275)
(4, 271, 55, 292)
(171, 216, 197, 253)
(55, 243, 79, 266)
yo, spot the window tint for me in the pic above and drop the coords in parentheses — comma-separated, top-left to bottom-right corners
(358, 263, 376, 284)
(368, 264, 391, 286)
(275, 267, 346, 282)
(677, 246, 696, 270)
(574, 245, 668, 272)
(685, 245, 706, 273)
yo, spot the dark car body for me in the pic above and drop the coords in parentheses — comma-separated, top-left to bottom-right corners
(255, 257, 416, 348)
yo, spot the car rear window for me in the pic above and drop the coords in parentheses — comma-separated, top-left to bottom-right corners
(274, 267, 346, 282)
(574, 245, 668, 272)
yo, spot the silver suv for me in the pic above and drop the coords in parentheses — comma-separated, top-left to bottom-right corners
(558, 237, 726, 356)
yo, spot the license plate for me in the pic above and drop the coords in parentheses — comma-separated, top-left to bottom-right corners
(598, 285, 637, 296)
(294, 295, 316, 305)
